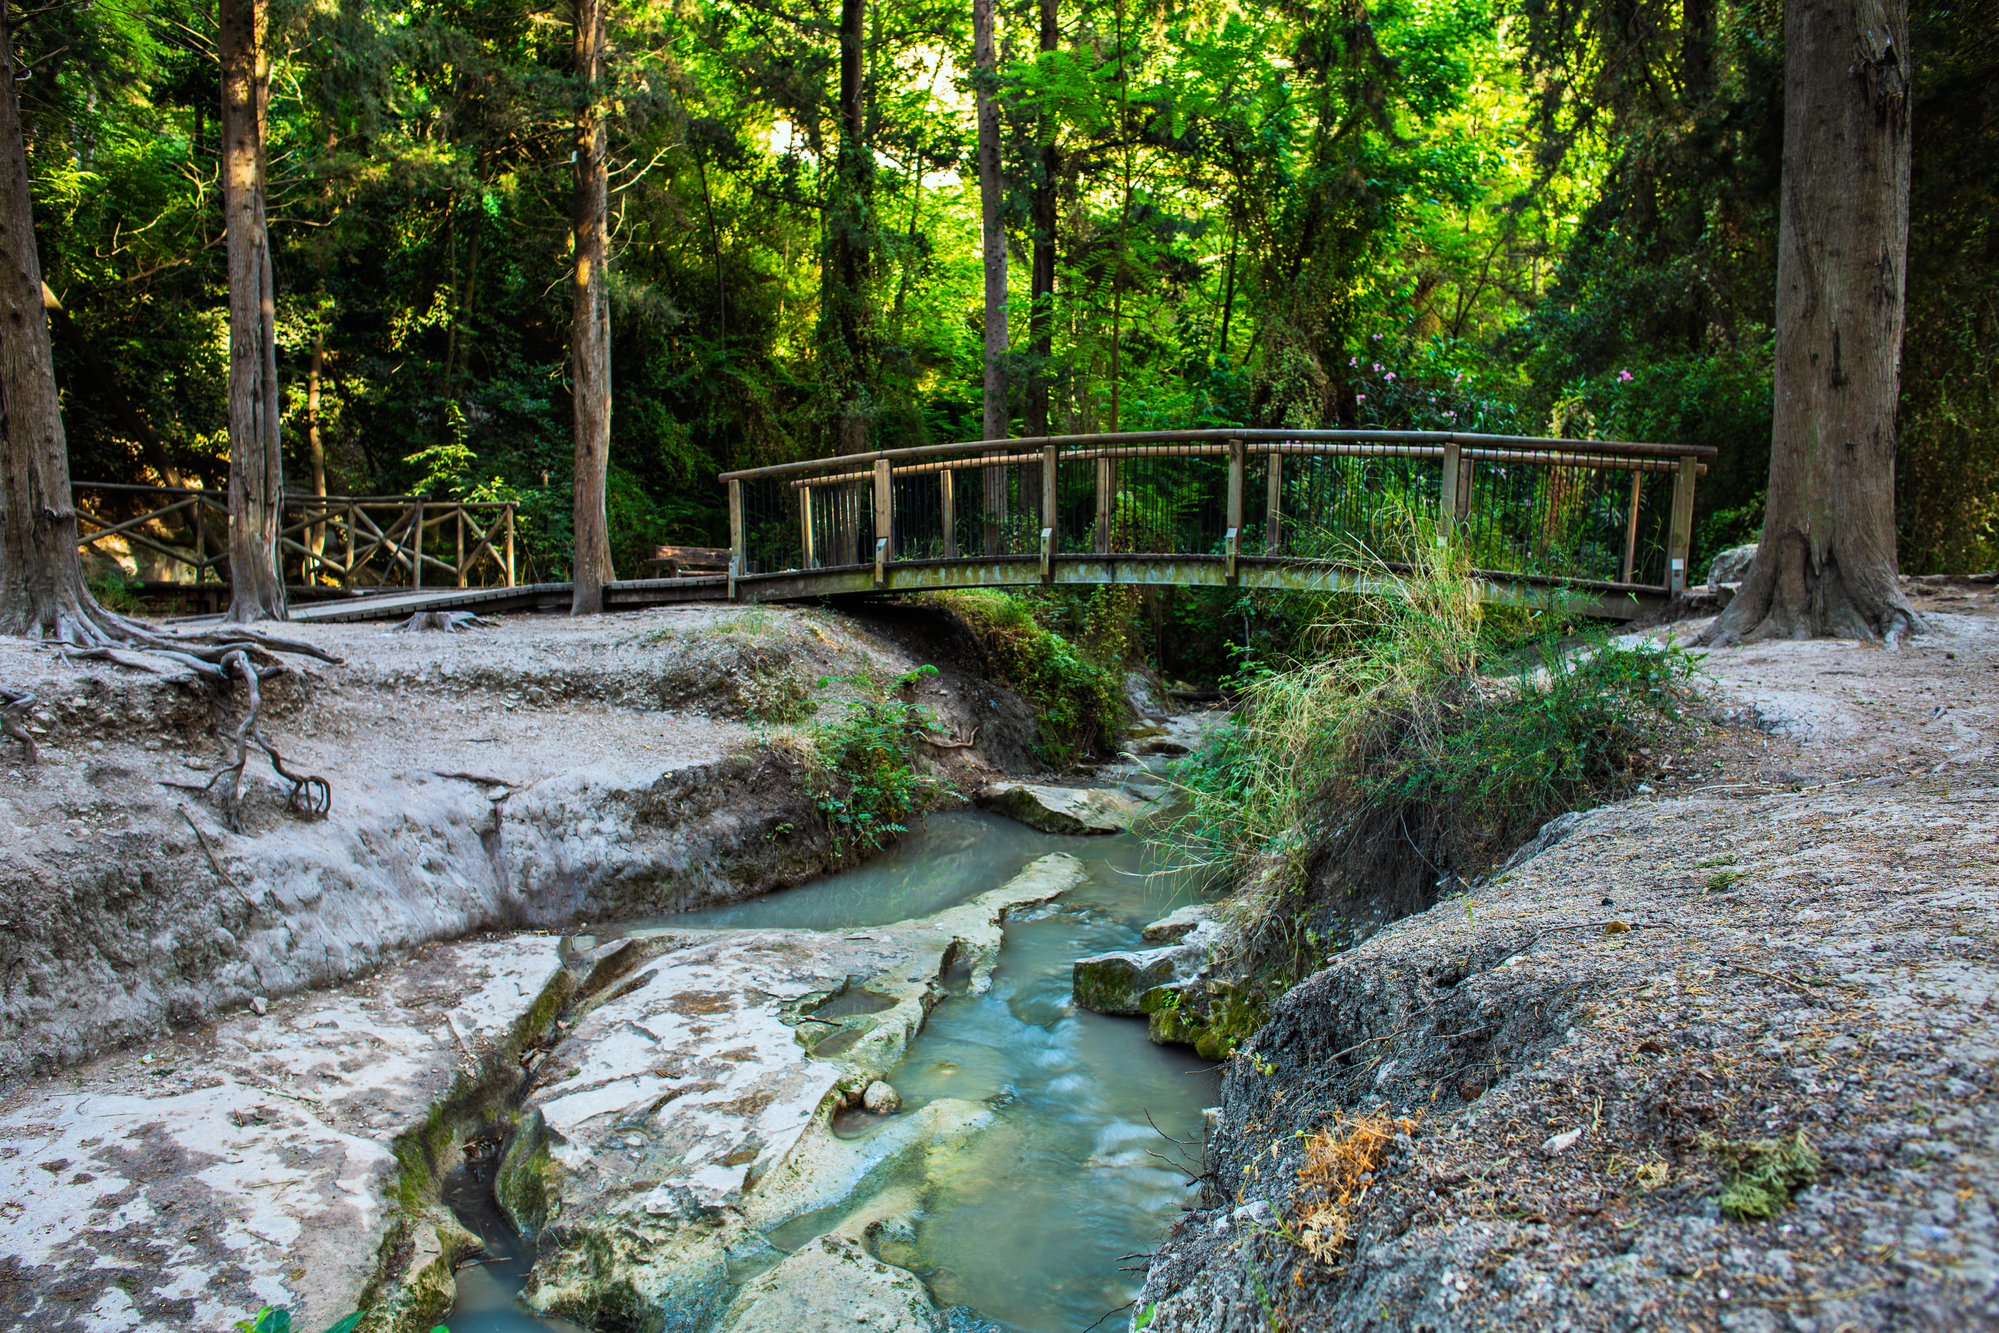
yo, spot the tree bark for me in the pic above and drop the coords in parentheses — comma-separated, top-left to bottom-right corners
(1706, 0, 1919, 645)
(0, 9, 103, 639)
(974, 0, 1008, 555)
(1024, 0, 1059, 441)
(217, 0, 285, 622)
(569, 0, 615, 615)
(219, 0, 286, 623)
(822, 0, 874, 457)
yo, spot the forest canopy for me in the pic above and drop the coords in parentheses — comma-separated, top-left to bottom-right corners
(23, 0, 1999, 583)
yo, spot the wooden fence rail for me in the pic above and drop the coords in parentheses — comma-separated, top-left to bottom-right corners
(73, 484, 516, 595)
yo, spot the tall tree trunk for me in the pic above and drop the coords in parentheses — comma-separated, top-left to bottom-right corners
(974, 0, 1007, 555)
(304, 320, 327, 580)
(822, 0, 874, 457)
(0, 9, 104, 639)
(569, 0, 615, 615)
(220, 0, 285, 622)
(1707, 0, 1918, 645)
(1025, 0, 1059, 441)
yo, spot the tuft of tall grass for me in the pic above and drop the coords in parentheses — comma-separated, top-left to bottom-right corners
(1182, 516, 1703, 966)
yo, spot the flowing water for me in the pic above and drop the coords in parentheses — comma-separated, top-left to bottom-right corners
(446, 806, 1220, 1333)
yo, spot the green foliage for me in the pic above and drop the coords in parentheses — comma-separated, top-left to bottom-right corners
(18, 0, 1995, 588)
(934, 589, 1129, 768)
(1702, 1131, 1824, 1220)
(808, 667, 943, 855)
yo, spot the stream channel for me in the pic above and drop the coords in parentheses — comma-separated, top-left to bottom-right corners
(446, 806, 1220, 1333)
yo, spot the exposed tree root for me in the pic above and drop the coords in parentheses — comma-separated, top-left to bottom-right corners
(394, 610, 493, 633)
(0, 686, 36, 764)
(161, 649, 332, 831)
(1700, 540, 1922, 647)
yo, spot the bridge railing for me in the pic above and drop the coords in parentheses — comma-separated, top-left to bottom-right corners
(720, 430, 1713, 598)
(73, 483, 517, 595)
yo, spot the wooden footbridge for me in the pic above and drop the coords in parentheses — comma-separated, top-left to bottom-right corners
(77, 430, 1712, 624)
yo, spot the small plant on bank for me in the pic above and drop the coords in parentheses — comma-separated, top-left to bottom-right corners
(1700, 1130, 1824, 1220)
(808, 666, 945, 855)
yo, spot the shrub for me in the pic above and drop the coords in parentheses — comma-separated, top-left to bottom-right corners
(808, 667, 944, 854)
(931, 588, 1129, 768)
(1182, 517, 1704, 969)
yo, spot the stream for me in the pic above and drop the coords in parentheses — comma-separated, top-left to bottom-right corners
(445, 806, 1219, 1333)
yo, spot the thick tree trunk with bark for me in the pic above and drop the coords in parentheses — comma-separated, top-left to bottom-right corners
(974, 0, 1007, 554)
(219, 0, 286, 623)
(1707, 0, 1919, 644)
(1024, 0, 1059, 441)
(0, 14, 101, 640)
(822, 0, 874, 458)
(569, 0, 615, 615)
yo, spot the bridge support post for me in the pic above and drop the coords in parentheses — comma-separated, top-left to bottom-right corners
(728, 478, 743, 600)
(939, 469, 956, 558)
(874, 459, 892, 584)
(414, 502, 423, 591)
(1667, 455, 1697, 593)
(1041, 445, 1057, 578)
(1439, 440, 1462, 543)
(1264, 449, 1282, 554)
(799, 485, 816, 569)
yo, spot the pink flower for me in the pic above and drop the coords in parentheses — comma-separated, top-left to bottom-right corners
(1372, 363, 1383, 372)
(1356, 393, 1367, 401)
(1617, 369, 1633, 382)
(1349, 357, 1359, 367)
(1385, 372, 1396, 381)
(1445, 410, 1456, 418)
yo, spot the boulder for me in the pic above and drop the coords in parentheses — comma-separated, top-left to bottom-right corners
(1124, 670, 1173, 720)
(1141, 903, 1215, 944)
(981, 781, 1168, 835)
(1072, 944, 1205, 1015)
(1706, 543, 1757, 589)
(713, 1232, 941, 1333)
(862, 1080, 902, 1114)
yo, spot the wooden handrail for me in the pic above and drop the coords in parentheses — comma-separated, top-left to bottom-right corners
(718, 428, 1716, 482)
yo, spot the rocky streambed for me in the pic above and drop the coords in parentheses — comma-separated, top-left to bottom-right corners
(2, 795, 1225, 1333)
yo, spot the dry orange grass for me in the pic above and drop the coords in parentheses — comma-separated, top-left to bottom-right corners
(1293, 1112, 1418, 1260)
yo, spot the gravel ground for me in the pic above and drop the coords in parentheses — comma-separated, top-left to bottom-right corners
(1137, 591, 1999, 1333)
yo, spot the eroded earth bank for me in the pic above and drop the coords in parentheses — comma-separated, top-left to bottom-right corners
(1136, 586, 1999, 1333)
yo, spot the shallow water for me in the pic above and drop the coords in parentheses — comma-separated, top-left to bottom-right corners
(446, 804, 1219, 1333)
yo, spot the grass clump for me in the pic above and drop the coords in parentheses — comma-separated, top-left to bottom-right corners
(807, 666, 945, 854)
(1701, 1130, 1824, 1219)
(932, 587, 1134, 767)
(1183, 519, 1704, 970)
(1291, 1113, 1418, 1259)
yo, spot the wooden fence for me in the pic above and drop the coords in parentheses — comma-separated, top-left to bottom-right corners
(73, 484, 517, 595)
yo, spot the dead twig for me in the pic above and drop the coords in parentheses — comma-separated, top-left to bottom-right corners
(0, 687, 38, 764)
(180, 807, 258, 907)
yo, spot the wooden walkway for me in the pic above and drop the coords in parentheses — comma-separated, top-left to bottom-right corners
(718, 428, 1714, 622)
(134, 428, 1717, 625)
(287, 577, 730, 623)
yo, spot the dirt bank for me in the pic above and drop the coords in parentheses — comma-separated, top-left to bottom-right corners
(1138, 593, 1999, 1331)
(0, 601, 1025, 1086)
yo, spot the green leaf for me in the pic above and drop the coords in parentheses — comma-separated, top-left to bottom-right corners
(319, 1316, 364, 1333)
